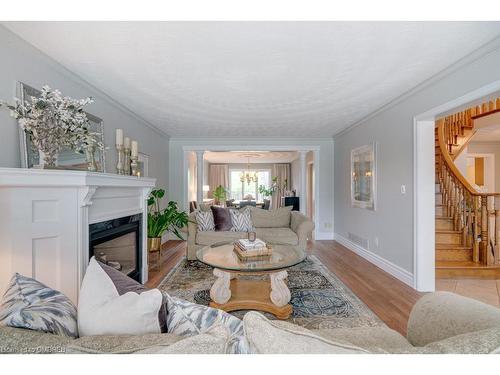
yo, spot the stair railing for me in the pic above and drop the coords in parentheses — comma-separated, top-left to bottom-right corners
(437, 118, 500, 266)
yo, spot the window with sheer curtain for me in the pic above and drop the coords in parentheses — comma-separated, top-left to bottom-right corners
(229, 169, 271, 200)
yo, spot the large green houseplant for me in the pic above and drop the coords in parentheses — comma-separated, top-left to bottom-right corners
(147, 189, 189, 253)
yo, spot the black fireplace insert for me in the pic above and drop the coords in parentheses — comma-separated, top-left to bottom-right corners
(89, 214, 142, 282)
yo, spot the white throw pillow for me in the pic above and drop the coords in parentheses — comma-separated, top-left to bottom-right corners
(78, 257, 163, 336)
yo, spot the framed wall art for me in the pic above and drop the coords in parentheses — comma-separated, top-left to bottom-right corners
(351, 143, 376, 210)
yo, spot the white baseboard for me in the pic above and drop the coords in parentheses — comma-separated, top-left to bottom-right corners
(314, 232, 335, 240)
(334, 233, 414, 288)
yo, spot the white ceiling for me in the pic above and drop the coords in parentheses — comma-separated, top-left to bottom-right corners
(4, 22, 500, 137)
(204, 151, 298, 164)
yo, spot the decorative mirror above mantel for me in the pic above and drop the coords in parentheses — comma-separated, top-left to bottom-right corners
(351, 143, 377, 210)
(18, 82, 106, 172)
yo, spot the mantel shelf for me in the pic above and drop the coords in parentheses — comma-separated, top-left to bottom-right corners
(0, 167, 156, 188)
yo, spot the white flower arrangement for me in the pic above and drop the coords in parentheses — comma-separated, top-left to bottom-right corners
(0, 85, 103, 167)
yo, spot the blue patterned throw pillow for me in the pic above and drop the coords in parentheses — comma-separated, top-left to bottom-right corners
(164, 293, 248, 354)
(0, 273, 78, 338)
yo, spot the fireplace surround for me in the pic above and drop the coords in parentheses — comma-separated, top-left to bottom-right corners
(0, 168, 155, 303)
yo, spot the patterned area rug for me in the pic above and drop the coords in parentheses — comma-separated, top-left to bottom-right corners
(158, 255, 383, 330)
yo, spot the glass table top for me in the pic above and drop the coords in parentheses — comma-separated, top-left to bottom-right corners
(196, 241, 306, 272)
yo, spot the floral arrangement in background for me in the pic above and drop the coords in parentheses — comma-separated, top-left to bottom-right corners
(0, 85, 103, 168)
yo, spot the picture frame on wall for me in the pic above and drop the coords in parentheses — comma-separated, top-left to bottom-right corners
(351, 143, 377, 210)
(137, 152, 149, 177)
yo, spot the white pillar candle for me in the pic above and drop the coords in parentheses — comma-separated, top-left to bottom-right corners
(131, 140, 138, 157)
(124, 137, 131, 149)
(116, 128, 124, 146)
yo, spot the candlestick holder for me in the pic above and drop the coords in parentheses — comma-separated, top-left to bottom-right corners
(131, 155, 139, 176)
(116, 144, 125, 175)
(124, 148, 131, 175)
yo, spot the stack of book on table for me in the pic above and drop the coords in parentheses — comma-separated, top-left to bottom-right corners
(233, 238, 272, 259)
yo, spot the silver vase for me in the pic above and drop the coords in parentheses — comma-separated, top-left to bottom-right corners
(85, 145, 97, 172)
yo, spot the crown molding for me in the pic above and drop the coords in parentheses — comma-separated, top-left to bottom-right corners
(333, 34, 500, 139)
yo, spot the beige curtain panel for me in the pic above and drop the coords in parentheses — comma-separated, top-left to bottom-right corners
(272, 163, 290, 208)
(208, 164, 229, 198)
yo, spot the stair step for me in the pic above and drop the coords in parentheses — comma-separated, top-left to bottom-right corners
(435, 205, 447, 217)
(435, 193, 443, 205)
(435, 217, 453, 230)
(436, 247, 472, 261)
(436, 230, 462, 245)
(436, 261, 500, 279)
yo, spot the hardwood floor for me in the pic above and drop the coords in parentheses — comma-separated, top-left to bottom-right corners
(145, 240, 185, 289)
(309, 241, 422, 335)
(146, 239, 423, 336)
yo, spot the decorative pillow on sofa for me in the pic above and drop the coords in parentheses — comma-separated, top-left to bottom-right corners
(195, 210, 215, 231)
(0, 273, 78, 338)
(243, 311, 369, 354)
(251, 206, 293, 228)
(210, 206, 233, 231)
(97, 260, 167, 333)
(78, 257, 164, 337)
(164, 293, 248, 354)
(230, 207, 254, 232)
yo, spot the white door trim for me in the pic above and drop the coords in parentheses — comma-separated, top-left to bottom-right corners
(413, 79, 500, 292)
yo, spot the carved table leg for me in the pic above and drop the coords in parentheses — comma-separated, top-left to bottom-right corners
(210, 268, 231, 304)
(270, 270, 291, 307)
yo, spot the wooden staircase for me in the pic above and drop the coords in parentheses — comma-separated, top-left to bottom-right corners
(435, 98, 500, 279)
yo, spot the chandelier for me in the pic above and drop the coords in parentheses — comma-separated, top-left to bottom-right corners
(240, 158, 258, 185)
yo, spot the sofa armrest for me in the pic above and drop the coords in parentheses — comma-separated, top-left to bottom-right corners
(290, 211, 314, 247)
(187, 212, 198, 246)
(407, 291, 500, 347)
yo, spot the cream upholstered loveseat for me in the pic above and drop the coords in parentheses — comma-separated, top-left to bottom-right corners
(186, 206, 314, 260)
(1, 292, 499, 353)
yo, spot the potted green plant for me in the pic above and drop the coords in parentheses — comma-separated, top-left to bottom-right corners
(147, 189, 189, 253)
(258, 184, 275, 200)
(212, 185, 228, 206)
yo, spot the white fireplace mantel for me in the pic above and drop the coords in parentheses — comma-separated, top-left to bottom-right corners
(0, 168, 156, 303)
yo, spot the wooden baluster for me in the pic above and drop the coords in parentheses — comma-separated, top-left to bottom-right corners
(446, 173, 452, 216)
(495, 196, 500, 265)
(481, 196, 488, 265)
(473, 196, 480, 263)
(453, 183, 459, 230)
(466, 193, 473, 248)
(460, 186, 466, 241)
(487, 196, 495, 266)
(496, 98, 500, 110)
(488, 100, 495, 112)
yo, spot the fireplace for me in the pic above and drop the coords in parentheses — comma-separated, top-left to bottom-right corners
(89, 214, 142, 282)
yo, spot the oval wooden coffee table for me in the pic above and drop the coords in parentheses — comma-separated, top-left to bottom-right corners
(196, 242, 306, 319)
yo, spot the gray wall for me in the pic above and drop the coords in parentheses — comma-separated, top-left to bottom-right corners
(334, 39, 500, 274)
(0, 26, 169, 189)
